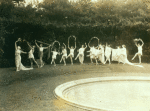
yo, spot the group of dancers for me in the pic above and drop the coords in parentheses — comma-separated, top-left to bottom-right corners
(15, 36, 144, 71)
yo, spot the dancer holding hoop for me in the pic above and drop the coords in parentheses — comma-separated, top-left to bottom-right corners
(15, 38, 32, 71)
(67, 36, 76, 65)
(132, 38, 144, 64)
(75, 43, 87, 64)
(60, 43, 67, 66)
(25, 40, 39, 68)
(35, 40, 50, 68)
(51, 41, 60, 66)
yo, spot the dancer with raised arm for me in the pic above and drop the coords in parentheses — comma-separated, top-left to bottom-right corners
(67, 36, 76, 65)
(104, 43, 112, 64)
(132, 38, 144, 64)
(51, 40, 60, 66)
(35, 40, 50, 68)
(60, 43, 67, 66)
(25, 40, 39, 68)
(75, 43, 87, 64)
(15, 38, 33, 71)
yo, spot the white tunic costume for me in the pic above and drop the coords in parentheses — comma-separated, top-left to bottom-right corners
(52, 51, 58, 59)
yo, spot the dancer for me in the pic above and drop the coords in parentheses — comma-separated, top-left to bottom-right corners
(35, 40, 50, 68)
(132, 38, 144, 64)
(98, 44, 105, 64)
(75, 43, 87, 64)
(51, 48, 59, 66)
(67, 36, 76, 65)
(104, 43, 112, 64)
(26, 41, 39, 68)
(87, 46, 95, 64)
(60, 43, 67, 66)
(117, 45, 127, 64)
(15, 38, 33, 71)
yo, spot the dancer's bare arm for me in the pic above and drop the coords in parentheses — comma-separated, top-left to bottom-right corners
(27, 42, 32, 49)
(85, 43, 87, 49)
(35, 40, 39, 48)
(139, 38, 144, 47)
(63, 43, 66, 49)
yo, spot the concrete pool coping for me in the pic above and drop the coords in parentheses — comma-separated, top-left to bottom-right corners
(54, 76, 150, 111)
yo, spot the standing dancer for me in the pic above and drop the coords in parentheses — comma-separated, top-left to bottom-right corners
(132, 38, 144, 64)
(87, 46, 95, 64)
(51, 40, 60, 66)
(26, 41, 39, 68)
(15, 38, 32, 71)
(35, 40, 50, 68)
(98, 44, 105, 64)
(60, 43, 67, 66)
(75, 43, 87, 64)
(51, 48, 59, 66)
(104, 43, 112, 64)
(67, 36, 76, 65)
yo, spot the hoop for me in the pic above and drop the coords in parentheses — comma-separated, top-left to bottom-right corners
(52, 40, 60, 51)
(36, 40, 50, 45)
(88, 37, 99, 48)
(68, 35, 76, 48)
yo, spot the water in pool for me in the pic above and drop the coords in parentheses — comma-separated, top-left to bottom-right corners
(63, 81, 150, 111)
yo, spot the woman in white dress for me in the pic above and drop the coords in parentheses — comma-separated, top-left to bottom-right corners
(15, 38, 32, 71)
(26, 41, 39, 68)
(60, 43, 67, 66)
(35, 40, 50, 67)
(132, 38, 144, 64)
(104, 43, 112, 64)
(98, 44, 105, 64)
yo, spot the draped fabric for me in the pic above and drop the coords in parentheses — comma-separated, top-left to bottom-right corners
(105, 46, 111, 58)
(111, 48, 143, 67)
(15, 49, 33, 71)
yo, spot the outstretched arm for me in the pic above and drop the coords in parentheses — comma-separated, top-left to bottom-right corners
(43, 45, 51, 49)
(35, 40, 39, 48)
(63, 43, 66, 49)
(21, 51, 27, 54)
(27, 42, 32, 49)
(15, 41, 18, 50)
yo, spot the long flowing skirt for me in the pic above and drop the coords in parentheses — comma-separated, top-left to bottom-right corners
(15, 55, 33, 71)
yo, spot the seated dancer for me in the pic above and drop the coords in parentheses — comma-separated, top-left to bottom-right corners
(15, 38, 33, 71)
(35, 40, 50, 68)
(132, 38, 144, 64)
(26, 41, 39, 68)
(51, 48, 59, 66)
(98, 44, 105, 64)
(104, 43, 112, 64)
(75, 43, 87, 64)
(60, 43, 67, 66)
(67, 45, 76, 65)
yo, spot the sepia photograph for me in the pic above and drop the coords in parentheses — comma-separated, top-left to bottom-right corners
(0, 0, 150, 110)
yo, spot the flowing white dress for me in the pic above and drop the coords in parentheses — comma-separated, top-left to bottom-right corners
(98, 46, 105, 64)
(112, 48, 143, 67)
(15, 49, 33, 71)
(105, 46, 112, 59)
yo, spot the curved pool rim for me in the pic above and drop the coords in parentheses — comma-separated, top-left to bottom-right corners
(54, 76, 150, 111)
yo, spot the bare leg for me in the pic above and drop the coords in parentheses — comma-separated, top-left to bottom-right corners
(138, 54, 141, 64)
(75, 53, 79, 60)
(70, 56, 73, 65)
(30, 58, 33, 68)
(63, 57, 66, 65)
(132, 53, 138, 60)
(33, 58, 39, 68)
(60, 56, 63, 63)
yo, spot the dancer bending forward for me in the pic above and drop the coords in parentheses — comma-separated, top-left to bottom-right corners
(75, 43, 87, 64)
(67, 45, 76, 65)
(132, 38, 144, 64)
(60, 43, 67, 66)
